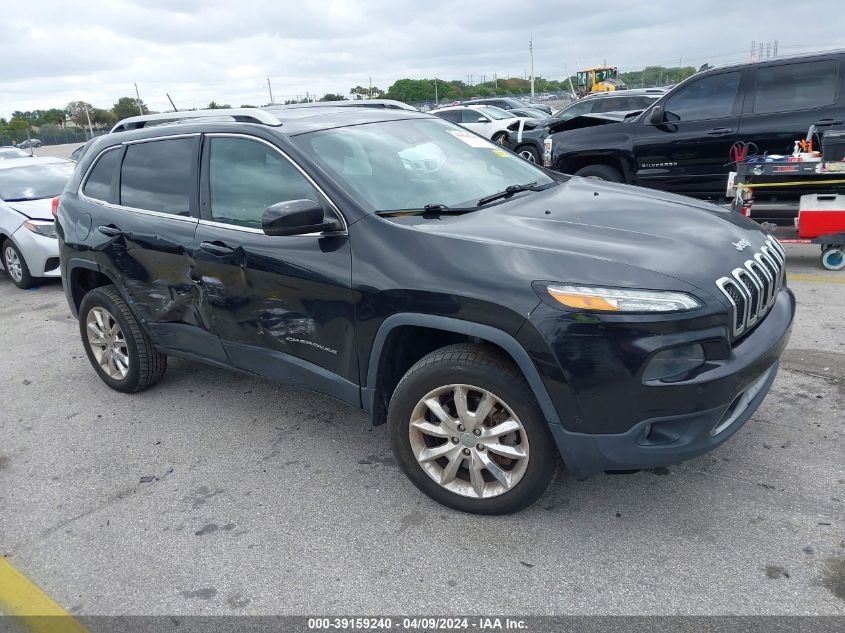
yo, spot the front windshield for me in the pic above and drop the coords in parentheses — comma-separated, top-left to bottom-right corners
(295, 118, 554, 212)
(477, 106, 513, 120)
(0, 162, 74, 201)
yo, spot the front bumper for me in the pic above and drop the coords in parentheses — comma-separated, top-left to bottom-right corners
(532, 288, 795, 478)
(11, 226, 60, 277)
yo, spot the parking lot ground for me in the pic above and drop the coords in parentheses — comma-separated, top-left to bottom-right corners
(0, 243, 843, 617)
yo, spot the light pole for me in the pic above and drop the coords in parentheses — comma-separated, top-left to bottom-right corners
(529, 37, 535, 100)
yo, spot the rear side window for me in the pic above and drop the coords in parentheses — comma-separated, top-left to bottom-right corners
(82, 148, 120, 201)
(208, 137, 321, 229)
(753, 60, 839, 114)
(436, 110, 461, 123)
(664, 71, 741, 122)
(120, 138, 195, 215)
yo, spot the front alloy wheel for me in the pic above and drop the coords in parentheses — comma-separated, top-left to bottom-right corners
(409, 384, 530, 499)
(86, 306, 130, 380)
(4, 244, 22, 283)
(388, 343, 557, 514)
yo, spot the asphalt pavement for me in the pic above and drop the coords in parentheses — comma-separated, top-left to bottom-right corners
(0, 244, 843, 616)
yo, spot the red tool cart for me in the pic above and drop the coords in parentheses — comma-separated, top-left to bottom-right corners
(729, 161, 845, 271)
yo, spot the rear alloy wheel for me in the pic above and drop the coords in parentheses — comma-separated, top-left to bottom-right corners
(79, 284, 167, 393)
(388, 344, 557, 514)
(574, 164, 624, 182)
(517, 146, 540, 163)
(2, 239, 36, 289)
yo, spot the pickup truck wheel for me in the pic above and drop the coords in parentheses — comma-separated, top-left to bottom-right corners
(79, 285, 167, 393)
(388, 344, 556, 514)
(574, 164, 623, 182)
(517, 145, 540, 163)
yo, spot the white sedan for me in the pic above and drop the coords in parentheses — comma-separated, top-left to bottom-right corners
(0, 157, 75, 289)
(429, 105, 532, 145)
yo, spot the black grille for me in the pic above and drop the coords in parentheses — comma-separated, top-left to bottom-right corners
(716, 236, 785, 340)
(44, 257, 60, 272)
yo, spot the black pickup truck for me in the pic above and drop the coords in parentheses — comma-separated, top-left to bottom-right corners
(545, 50, 845, 217)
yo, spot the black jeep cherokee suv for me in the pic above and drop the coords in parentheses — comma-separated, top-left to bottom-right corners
(57, 105, 795, 514)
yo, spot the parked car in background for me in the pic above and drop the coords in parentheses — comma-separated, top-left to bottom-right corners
(462, 97, 552, 115)
(58, 105, 793, 514)
(507, 107, 549, 119)
(544, 50, 845, 217)
(0, 147, 33, 160)
(503, 91, 664, 163)
(16, 138, 43, 149)
(430, 105, 533, 144)
(0, 157, 74, 288)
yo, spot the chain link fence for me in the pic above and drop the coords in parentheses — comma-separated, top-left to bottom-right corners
(0, 128, 106, 147)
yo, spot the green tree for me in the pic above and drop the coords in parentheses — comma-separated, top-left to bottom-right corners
(89, 108, 117, 129)
(206, 101, 232, 109)
(113, 96, 148, 120)
(66, 101, 95, 128)
(319, 93, 345, 101)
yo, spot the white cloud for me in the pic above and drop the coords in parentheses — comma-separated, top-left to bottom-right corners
(2, 0, 842, 117)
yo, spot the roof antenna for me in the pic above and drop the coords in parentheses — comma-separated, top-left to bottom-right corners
(167, 94, 178, 112)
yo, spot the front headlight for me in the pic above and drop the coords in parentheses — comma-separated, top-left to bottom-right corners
(547, 285, 701, 313)
(22, 220, 57, 239)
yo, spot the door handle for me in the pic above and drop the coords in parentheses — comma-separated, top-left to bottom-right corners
(707, 127, 734, 136)
(815, 118, 844, 126)
(97, 225, 123, 237)
(199, 241, 235, 256)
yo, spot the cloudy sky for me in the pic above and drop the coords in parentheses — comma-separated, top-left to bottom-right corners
(3, 0, 843, 118)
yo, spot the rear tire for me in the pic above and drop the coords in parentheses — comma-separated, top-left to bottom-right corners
(574, 164, 624, 182)
(492, 132, 507, 145)
(2, 239, 36, 289)
(517, 145, 540, 163)
(387, 343, 557, 514)
(79, 285, 167, 393)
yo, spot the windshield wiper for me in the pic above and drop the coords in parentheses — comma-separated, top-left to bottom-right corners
(375, 204, 477, 217)
(477, 181, 539, 206)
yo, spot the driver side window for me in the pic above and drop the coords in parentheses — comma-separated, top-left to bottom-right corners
(663, 71, 741, 122)
(461, 109, 487, 123)
(208, 137, 321, 229)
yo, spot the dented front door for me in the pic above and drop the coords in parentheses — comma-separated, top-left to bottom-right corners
(192, 133, 358, 404)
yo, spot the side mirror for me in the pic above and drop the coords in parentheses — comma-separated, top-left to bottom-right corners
(261, 199, 340, 236)
(476, 117, 491, 123)
(648, 104, 665, 125)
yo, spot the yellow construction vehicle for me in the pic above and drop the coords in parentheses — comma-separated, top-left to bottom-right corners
(575, 66, 626, 96)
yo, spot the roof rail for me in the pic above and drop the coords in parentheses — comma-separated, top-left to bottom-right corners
(110, 108, 282, 133)
(266, 99, 418, 112)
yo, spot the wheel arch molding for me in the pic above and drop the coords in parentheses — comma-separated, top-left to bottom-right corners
(363, 313, 561, 426)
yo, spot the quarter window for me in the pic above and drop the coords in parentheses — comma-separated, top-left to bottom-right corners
(208, 137, 321, 229)
(82, 148, 120, 201)
(120, 138, 195, 215)
(663, 72, 741, 122)
(753, 60, 839, 114)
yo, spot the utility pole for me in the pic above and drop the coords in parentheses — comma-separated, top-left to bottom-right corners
(434, 77, 438, 104)
(84, 106, 94, 139)
(267, 77, 275, 105)
(750, 40, 756, 61)
(369, 76, 372, 99)
(134, 83, 143, 114)
(529, 37, 535, 100)
(494, 72, 498, 91)
(773, 40, 778, 57)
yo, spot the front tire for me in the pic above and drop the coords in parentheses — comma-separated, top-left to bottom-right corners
(574, 164, 623, 182)
(388, 344, 557, 514)
(78, 285, 167, 393)
(2, 239, 36, 289)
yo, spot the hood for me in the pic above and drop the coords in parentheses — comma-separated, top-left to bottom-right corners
(6, 197, 55, 221)
(400, 177, 770, 296)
